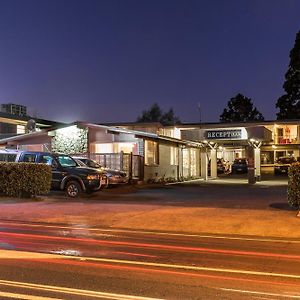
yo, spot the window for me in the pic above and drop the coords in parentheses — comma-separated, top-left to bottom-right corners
(57, 155, 77, 167)
(190, 149, 197, 177)
(22, 154, 37, 162)
(261, 151, 274, 164)
(39, 155, 53, 165)
(145, 141, 158, 165)
(0, 153, 17, 162)
(17, 125, 25, 134)
(170, 147, 178, 165)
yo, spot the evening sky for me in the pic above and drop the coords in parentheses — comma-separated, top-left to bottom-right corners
(0, 0, 299, 123)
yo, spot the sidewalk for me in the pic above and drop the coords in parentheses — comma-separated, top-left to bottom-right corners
(0, 182, 299, 239)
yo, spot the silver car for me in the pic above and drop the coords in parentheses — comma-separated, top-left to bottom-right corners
(73, 157, 128, 187)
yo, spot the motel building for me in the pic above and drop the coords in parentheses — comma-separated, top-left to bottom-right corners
(0, 122, 202, 183)
(0, 115, 300, 184)
(161, 119, 300, 183)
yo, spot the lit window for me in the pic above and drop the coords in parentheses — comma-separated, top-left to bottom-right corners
(170, 147, 178, 165)
(190, 149, 197, 177)
(117, 143, 135, 153)
(145, 141, 158, 165)
(17, 125, 25, 134)
(95, 143, 113, 153)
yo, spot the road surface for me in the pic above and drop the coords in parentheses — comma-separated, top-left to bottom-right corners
(0, 220, 299, 299)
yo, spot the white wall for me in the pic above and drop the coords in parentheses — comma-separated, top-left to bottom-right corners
(144, 144, 178, 181)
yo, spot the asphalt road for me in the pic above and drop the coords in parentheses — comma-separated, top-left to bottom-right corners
(0, 220, 299, 299)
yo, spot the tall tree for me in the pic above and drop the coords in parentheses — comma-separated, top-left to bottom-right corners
(220, 93, 264, 122)
(137, 103, 162, 123)
(276, 30, 300, 119)
(137, 103, 181, 125)
(160, 108, 181, 126)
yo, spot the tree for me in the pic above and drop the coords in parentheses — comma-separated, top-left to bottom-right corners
(160, 108, 181, 126)
(220, 93, 264, 122)
(137, 103, 181, 126)
(276, 30, 300, 119)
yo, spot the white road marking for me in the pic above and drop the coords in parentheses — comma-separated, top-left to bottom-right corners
(0, 291, 62, 300)
(0, 279, 164, 300)
(1, 220, 299, 244)
(1, 249, 299, 281)
(220, 288, 300, 299)
(68, 255, 300, 280)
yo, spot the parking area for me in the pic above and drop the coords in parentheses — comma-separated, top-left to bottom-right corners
(214, 165, 288, 185)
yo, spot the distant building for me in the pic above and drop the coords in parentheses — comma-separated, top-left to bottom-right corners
(0, 109, 65, 141)
(0, 103, 27, 116)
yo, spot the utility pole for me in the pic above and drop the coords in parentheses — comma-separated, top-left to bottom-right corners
(198, 103, 201, 123)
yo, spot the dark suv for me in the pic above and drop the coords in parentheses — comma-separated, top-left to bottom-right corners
(0, 150, 102, 197)
(231, 158, 248, 174)
(274, 156, 296, 175)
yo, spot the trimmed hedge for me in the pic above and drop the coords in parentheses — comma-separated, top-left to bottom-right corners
(0, 162, 52, 197)
(288, 162, 300, 208)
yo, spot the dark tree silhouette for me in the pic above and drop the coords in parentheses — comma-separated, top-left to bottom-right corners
(220, 93, 264, 122)
(276, 30, 300, 119)
(137, 103, 181, 126)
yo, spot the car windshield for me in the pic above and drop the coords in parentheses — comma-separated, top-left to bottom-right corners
(82, 159, 101, 168)
(57, 155, 77, 167)
(75, 159, 87, 167)
(234, 159, 246, 164)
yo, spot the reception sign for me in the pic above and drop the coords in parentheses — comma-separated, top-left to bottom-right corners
(204, 128, 247, 140)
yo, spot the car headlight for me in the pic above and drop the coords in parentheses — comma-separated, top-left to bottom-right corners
(87, 174, 100, 180)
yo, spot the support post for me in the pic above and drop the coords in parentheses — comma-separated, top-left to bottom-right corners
(200, 148, 208, 180)
(254, 148, 261, 181)
(246, 145, 255, 184)
(210, 148, 217, 179)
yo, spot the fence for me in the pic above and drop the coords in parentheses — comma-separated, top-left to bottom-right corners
(83, 152, 143, 181)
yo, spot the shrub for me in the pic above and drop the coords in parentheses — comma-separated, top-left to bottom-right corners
(287, 162, 300, 208)
(0, 162, 52, 197)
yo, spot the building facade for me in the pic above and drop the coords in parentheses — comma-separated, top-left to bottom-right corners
(1, 116, 300, 184)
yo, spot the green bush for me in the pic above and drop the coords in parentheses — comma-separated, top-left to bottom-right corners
(0, 162, 52, 197)
(288, 162, 300, 208)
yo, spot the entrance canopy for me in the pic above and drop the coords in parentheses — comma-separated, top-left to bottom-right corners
(201, 126, 272, 144)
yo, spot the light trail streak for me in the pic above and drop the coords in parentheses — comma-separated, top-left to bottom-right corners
(1, 220, 300, 244)
(114, 251, 158, 258)
(30, 257, 300, 288)
(1, 231, 300, 260)
(220, 288, 300, 299)
(0, 291, 62, 300)
(1, 249, 300, 290)
(0, 279, 164, 300)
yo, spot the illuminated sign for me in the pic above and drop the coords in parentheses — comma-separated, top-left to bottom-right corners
(204, 128, 247, 140)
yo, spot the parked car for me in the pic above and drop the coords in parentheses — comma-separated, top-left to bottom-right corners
(217, 158, 226, 174)
(73, 157, 128, 187)
(0, 150, 102, 197)
(274, 156, 296, 175)
(231, 158, 248, 173)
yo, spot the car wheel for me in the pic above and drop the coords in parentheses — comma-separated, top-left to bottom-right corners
(104, 176, 109, 188)
(65, 181, 81, 197)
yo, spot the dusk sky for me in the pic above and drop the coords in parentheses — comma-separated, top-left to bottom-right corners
(0, 0, 300, 124)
